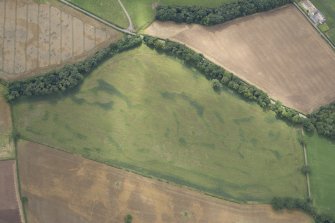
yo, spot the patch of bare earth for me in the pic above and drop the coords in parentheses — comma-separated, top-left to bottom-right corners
(0, 0, 122, 81)
(0, 160, 23, 223)
(17, 140, 312, 223)
(145, 5, 335, 114)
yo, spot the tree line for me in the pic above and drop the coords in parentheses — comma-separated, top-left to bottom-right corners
(156, 0, 291, 25)
(309, 103, 335, 140)
(5, 35, 142, 101)
(271, 197, 334, 223)
(142, 36, 335, 139)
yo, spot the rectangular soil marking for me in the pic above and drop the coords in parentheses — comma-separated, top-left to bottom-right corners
(15, 2, 27, 74)
(61, 11, 73, 61)
(0, 0, 4, 71)
(72, 17, 84, 56)
(26, 3, 39, 72)
(84, 23, 95, 51)
(3, 0, 16, 74)
(49, 6, 61, 65)
(38, 4, 50, 68)
(95, 28, 107, 46)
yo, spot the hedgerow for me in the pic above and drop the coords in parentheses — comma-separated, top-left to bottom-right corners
(5, 35, 142, 101)
(156, 0, 292, 25)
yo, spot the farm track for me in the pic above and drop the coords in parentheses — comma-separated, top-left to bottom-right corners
(17, 140, 312, 223)
(59, 0, 135, 35)
(0, 0, 121, 81)
(117, 0, 134, 31)
(145, 5, 335, 114)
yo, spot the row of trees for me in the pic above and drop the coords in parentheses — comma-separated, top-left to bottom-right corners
(156, 0, 291, 25)
(309, 103, 335, 140)
(271, 197, 334, 223)
(143, 36, 317, 131)
(6, 35, 142, 101)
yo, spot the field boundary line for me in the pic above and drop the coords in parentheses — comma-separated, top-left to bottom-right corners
(19, 137, 259, 206)
(293, 2, 335, 51)
(301, 129, 312, 199)
(58, 0, 135, 35)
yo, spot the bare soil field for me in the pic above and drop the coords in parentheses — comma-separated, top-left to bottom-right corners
(0, 85, 14, 160)
(17, 140, 312, 223)
(0, 160, 23, 223)
(0, 0, 122, 81)
(145, 5, 335, 114)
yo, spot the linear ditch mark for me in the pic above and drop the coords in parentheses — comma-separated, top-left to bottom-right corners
(48, 4, 51, 66)
(37, 3, 40, 68)
(13, 0, 18, 74)
(24, 1, 28, 73)
(1, 0, 6, 71)
(301, 129, 311, 199)
(71, 14, 74, 58)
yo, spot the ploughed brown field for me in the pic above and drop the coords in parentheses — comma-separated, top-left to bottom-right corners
(145, 5, 335, 114)
(17, 140, 312, 223)
(0, 0, 121, 81)
(0, 160, 23, 223)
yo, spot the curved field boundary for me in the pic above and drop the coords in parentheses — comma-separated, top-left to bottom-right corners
(59, 0, 135, 35)
(144, 5, 335, 114)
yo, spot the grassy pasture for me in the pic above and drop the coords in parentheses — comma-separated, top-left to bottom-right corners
(122, 0, 235, 30)
(67, 0, 129, 28)
(13, 45, 306, 202)
(305, 134, 335, 218)
(310, 0, 335, 44)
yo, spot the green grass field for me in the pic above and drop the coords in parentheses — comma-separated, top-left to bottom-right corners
(122, 0, 234, 30)
(12, 45, 306, 202)
(67, 0, 129, 28)
(305, 134, 335, 217)
(0, 84, 15, 160)
(310, 0, 335, 44)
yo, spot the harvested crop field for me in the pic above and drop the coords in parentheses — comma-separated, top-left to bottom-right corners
(0, 160, 23, 223)
(145, 5, 335, 113)
(0, 0, 121, 81)
(17, 140, 312, 223)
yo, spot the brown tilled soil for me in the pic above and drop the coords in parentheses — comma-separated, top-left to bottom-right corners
(18, 140, 312, 223)
(0, 0, 122, 81)
(0, 160, 22, 223)
(145, 5, 335, 114)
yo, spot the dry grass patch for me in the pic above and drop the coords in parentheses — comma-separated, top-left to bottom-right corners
(145, 5, 335, 113)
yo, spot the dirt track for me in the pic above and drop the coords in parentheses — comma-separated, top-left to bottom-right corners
(0, 0, 121, 81)
(145, 5, 335, 113)
(0, 160, 22, 223)
(18, 140, 312, 223)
